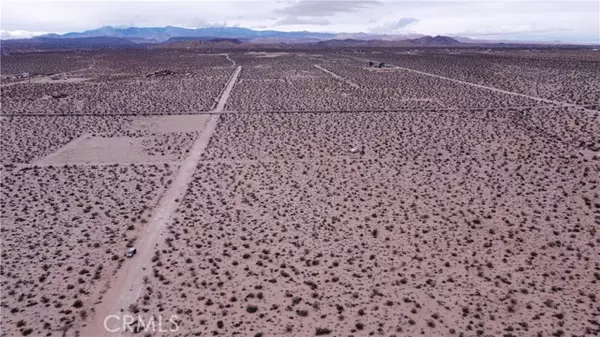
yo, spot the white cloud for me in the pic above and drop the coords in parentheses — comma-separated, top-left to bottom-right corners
(0, 29, 49, 39)
(275, 0, 382, 17)
(369, 17, 418, 33)
(274, 16, 331, 26)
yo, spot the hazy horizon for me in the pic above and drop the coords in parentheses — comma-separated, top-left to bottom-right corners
(1, 0, 599, 43)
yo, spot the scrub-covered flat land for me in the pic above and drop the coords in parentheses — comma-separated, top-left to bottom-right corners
(1, 48, 599, 337)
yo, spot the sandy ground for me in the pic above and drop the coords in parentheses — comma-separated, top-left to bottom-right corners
(83, 116, 220, 336)
(225, 55, 552, 112)
(314, 64, 361, 89)
(0, 115, 212, 165)
(36, 134, 198, 165)
(215, 66, 242, 112)
(201, 107, 599, 162)
(1, 53, 235, 115)
(247, 52, 290, 58)
(36, 77, 91, 85)
(128, 115, 211, 134)
(82, 66, 242, 337)
(133, 154, 599, 336)
(0, 164, 177, 337)
(0, 116, 136, 164)
(0, 67, 93, 87)
(354, 56, 594, 111)
(1, 51, 599, 337)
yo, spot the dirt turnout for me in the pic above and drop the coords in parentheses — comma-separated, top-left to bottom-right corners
(37, 133, 198, 165)
(1, 49, 599, 337)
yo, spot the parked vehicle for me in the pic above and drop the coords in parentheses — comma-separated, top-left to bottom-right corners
(126, 247, 137, 258)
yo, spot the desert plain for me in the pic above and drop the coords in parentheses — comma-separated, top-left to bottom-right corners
(1, 48, 599, 337)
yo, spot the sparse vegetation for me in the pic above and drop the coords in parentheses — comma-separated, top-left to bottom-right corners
(2, 49, 599, 337)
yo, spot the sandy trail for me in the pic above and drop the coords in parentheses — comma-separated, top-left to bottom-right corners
(314, 64, 361, 89)
(82, 66, 241, 337)
(224, 54, 236, 66)
(215, 66, 242, 112)
(196, 53, 236, 66)
(353, 56, 598, 112)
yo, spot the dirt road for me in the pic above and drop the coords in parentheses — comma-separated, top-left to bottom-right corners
(82, 66, 241, 337)
(353, 56, 597, 112)
(196, 53, 236, 66)
(314, 64, 361, 89)
(215, 66, 241, 111)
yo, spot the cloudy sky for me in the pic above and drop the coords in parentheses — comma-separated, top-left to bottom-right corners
(1, 0, 599, 43)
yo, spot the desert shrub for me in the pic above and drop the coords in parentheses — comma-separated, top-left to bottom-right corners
(315, 327, 332, 335)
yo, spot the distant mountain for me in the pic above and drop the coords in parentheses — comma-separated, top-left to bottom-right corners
(0, 32, 462, 53)
(38, 26, 335, 43)
(24, 25, 581, 47)
(332, 32, 425, 41)
(163, 36, 245, 44)
(2, 25, 581, 53)
(158, 37, 247, 49)
(412, 35, 461, 46)
(316, 35, 462, 47)
(452, 36, 563, 45)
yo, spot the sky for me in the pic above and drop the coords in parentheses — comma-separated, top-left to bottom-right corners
(1, 0, 599, 43)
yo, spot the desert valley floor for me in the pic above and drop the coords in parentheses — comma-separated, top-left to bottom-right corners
(1, 49, 599, 337)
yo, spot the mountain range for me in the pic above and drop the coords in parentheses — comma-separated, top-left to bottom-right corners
(35, 26, 481, 45)
(1, 26, 591, 53)
(32, 26, 582, 45)
(316, 35, 461, 47)
(37, 26, 336, 43)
